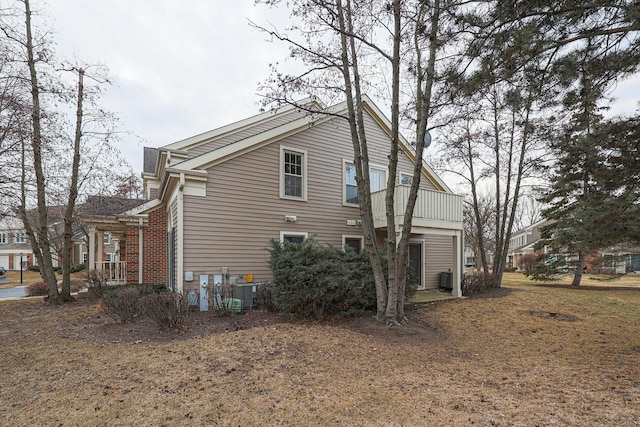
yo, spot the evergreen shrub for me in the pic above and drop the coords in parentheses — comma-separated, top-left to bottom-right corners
(267, 238, 418, 319)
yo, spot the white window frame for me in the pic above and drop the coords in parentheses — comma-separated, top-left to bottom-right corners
(14, 232, 25, 244)
(0, 233, 6, 244)
(280, 231, 308, 244)
(369, 164, 387, 193)
(400, 172, 413, 186)
(343, 160, 388, 206)
(82, 252, 88, 263)
(342, 235, 364, 254)
(103, 232, 111, 244)
(105, 253, 113, 262)
(279, 146, 308, 201)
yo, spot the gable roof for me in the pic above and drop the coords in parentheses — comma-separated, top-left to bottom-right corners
(158, 95, 451, 193)
(163, 97, 325, 153)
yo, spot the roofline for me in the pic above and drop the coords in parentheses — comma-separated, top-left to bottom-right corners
(162, 97, 324, 153)
(360, 95, 451, 193)
(154, 95, 453, 195)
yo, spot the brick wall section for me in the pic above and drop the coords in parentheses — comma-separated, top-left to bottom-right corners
(124, 208, 167, 285)
(143, 208, 167, 285)
(125, 225, 139, 284)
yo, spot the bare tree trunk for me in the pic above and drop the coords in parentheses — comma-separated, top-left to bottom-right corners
(60, 68, 84, 302)
(572, 251, 585, 286)
(394, 0, 441, 321)
(24, 0, 58, 301)
(384, 0, 402, 325)
(336, 0, 387, 318)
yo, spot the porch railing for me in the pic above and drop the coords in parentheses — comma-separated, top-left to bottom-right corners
(371, 185, 464, 230)
(95, 261, 127, 285)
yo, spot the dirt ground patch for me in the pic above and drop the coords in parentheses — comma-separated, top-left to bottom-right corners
(1, 274, 639, 426)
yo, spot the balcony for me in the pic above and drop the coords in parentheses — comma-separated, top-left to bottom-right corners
(371, 186, 463, 231)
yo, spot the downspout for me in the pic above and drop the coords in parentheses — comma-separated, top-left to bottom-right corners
(177, 173, 185, 293)
(138, 217, 143, 284)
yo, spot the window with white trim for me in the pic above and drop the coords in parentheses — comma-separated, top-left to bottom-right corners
(103, 233, 111, 244)
(14, 232, 25, 244)
(344, 162, 387, 205)
(105, 253, 113, 262)
(280, 146, 307, 200)
(370, 167, 386, 192)
(280, 231, 308, 244)
(343, 236, 364, 254)
(400, 173, 413, 186)
(345, 163, 359, 204)
(0, 233, 6, 244)
(82, 252, 88, 263)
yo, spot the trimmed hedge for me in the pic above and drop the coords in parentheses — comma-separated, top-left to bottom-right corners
(267, 238, 417, 320)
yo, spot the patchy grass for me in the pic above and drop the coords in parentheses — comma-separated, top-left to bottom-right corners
(504, 270, 640, 288)
(0, 270, 47, 288)
(0, 273, 638, 426)
(0, 270, 87, 289)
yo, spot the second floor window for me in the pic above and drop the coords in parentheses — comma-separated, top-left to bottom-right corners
(280, 146, 307, 200)
(345, 164, 358, 204)
(14, 232, 25, 244)
(344, 162, 387, 205)
(0, 233, 5, 244)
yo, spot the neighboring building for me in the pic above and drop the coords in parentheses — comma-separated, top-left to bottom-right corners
(0, 215, 34, 270)
(89, 97, 465, 296)
(598, 245, 640, 274)
(507, 219, 553, 270)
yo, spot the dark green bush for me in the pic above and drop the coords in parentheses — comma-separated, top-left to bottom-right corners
(70, 263, 86, 273)
(141, 291, 190, 328)
(267, 238, 382, 319)
(28, 265, 40, 272)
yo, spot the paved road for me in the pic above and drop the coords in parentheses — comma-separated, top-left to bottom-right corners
(0, 286, 27, 299)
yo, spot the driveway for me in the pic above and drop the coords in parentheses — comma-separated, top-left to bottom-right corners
(0, 286, 27, 299)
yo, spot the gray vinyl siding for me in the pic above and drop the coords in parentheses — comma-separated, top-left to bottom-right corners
(181, 111, 441, 283)
(423, 234, 454, 289)
(185, 109, 309, 158)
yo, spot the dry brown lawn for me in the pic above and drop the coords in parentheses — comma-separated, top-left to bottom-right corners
(0, 273, 638, 426)
(0, 270, 48, 288)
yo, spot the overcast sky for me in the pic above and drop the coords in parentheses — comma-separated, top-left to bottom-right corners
(45, 0, 291, 173)
(43, 0, 640, 178)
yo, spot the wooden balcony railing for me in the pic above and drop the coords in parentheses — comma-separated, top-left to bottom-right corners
(371, 186, 463, 231)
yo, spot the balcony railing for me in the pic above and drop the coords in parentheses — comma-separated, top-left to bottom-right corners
(371, 186, 463, 231)
(95, 261, 127, 285)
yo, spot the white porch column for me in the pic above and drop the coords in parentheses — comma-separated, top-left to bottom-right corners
(452, 231, 462, 297)
(96, 230, 104, 270)
(112, 236, 120, 262)
(88, 226, 96, 271)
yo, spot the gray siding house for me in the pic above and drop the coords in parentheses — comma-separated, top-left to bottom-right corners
(108, 96, 464, 296)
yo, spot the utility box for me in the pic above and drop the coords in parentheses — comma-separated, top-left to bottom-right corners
(234, 283, 257, 309)
(440, 272, 453, 290)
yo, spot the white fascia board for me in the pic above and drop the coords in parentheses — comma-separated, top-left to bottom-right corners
(175, 102, 348, 172)
(361, 95, 452, 194)
(162, 97, 324, 152)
